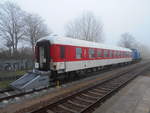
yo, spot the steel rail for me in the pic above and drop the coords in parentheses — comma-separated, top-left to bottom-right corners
(30, 62, 150, 113)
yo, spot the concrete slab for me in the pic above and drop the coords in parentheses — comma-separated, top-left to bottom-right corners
(93, 76, 150, 113)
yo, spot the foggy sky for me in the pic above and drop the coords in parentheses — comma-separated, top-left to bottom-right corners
(2, 0, 150, 47)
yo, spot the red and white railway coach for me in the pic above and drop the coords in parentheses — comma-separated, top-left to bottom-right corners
(34, 36, 132, 73)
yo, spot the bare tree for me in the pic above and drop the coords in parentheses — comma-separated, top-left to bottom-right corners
(65, 12, 104, 42)
(139, 45, 150, 59)
(24, 14, 51, 52)
(118, 33, 150, 59)
(4, 39, 13, 56)
(118, 33, 137, 48)
(0, 1, 26, 55)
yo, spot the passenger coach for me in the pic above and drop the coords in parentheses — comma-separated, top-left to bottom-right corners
(35, 36, 132, 75)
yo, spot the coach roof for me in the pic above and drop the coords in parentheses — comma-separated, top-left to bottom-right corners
(37, 35, 132, 52)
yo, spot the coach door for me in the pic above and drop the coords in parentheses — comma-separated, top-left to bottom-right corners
(36, 41, 50, 71)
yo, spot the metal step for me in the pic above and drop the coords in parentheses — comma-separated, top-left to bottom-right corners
(10, 72, 50, 92)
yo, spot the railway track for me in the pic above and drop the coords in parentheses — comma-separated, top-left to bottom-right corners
(0, 64, 124, 103)
(0, 84, 53, 103)
(0, 88, 13, 94)
(30, 62, 150, 113)
(0, 61, 148, 109)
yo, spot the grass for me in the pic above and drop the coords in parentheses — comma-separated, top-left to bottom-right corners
(0, 70, 26, 77)
(0, 70, 27, 89)
(0, 80, 13, 89)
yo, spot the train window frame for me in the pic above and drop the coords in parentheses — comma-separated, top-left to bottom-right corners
(116, 51, 118, 57)
(89, 48, 95, 58)
(120, 51, 122, 57)
(119, 51, 121, 57)
(117, 51, 120, 57)
(76, 48, 82, 59)
(121, 51, 124, 57)
(60, 46, 65, 59)
(123, 52, 125, 57)
(103, 50, 108, 57)
(109, 50, 113, 58)
(125, 52, 128, 57)
(126, 52, 128, 57)
(128, 52, 130, 57)
(112, 51, 115, 58)
(113, 50, 116, 58)
(124, 52, 126, 57)
(129, 52, 131, 57)
(97, 49, 102, 57)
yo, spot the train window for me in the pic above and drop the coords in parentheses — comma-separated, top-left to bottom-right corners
(111, 51, 113, 57)
(117, 51, 119, 57)
(76, 48, 82, 59)
(97, 50, 102, 57)
(125, 52, 128, 57)
(112, 51, 115, 57)
(109, 51, 111, 57)
(120, 52, 121, 57)
(128, 52, 130, 57)
(129, 52, 131, 57)
(124, 52, 126, 57)
(122, 52, 124, 57)
(108, 51, 110, 57)
(114, 51, 116, 57)
(104, 50, 108, 57)
(89, 48, 95, 58)
(119, 51, 121, 57)
(126, 52, 128, 57)
(123, 52, 125, 57)
(117, 51, 120, 57)
(60, 46, 65, 59)
(120, 52, 122, 57)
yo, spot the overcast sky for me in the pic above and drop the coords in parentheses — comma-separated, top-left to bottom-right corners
(2, 0, 150, 47)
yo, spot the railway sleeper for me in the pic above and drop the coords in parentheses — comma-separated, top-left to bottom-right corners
(75, 96, 94, 103)
(92, 88, 108, 94)
(68, 100, 87, 107)
(58, 104, 78, 113)
(71, 98, 92, 106)
(100, 85, 118, 89)
(88, 91, 105, 96)
(97, 87, 112, 92)
(86, 91, 103, 97)
(81, 93, 99, 100)
(63, 102, 84, 111)
(51, 105, 75, 113)
(46, 110, 54, 113)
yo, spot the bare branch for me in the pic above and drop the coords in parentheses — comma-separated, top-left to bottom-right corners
(0, 1, 26, 55)
(23, 13, 52, 52)
(65, 12, 104, 42)
(118, 32, 137, 49)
